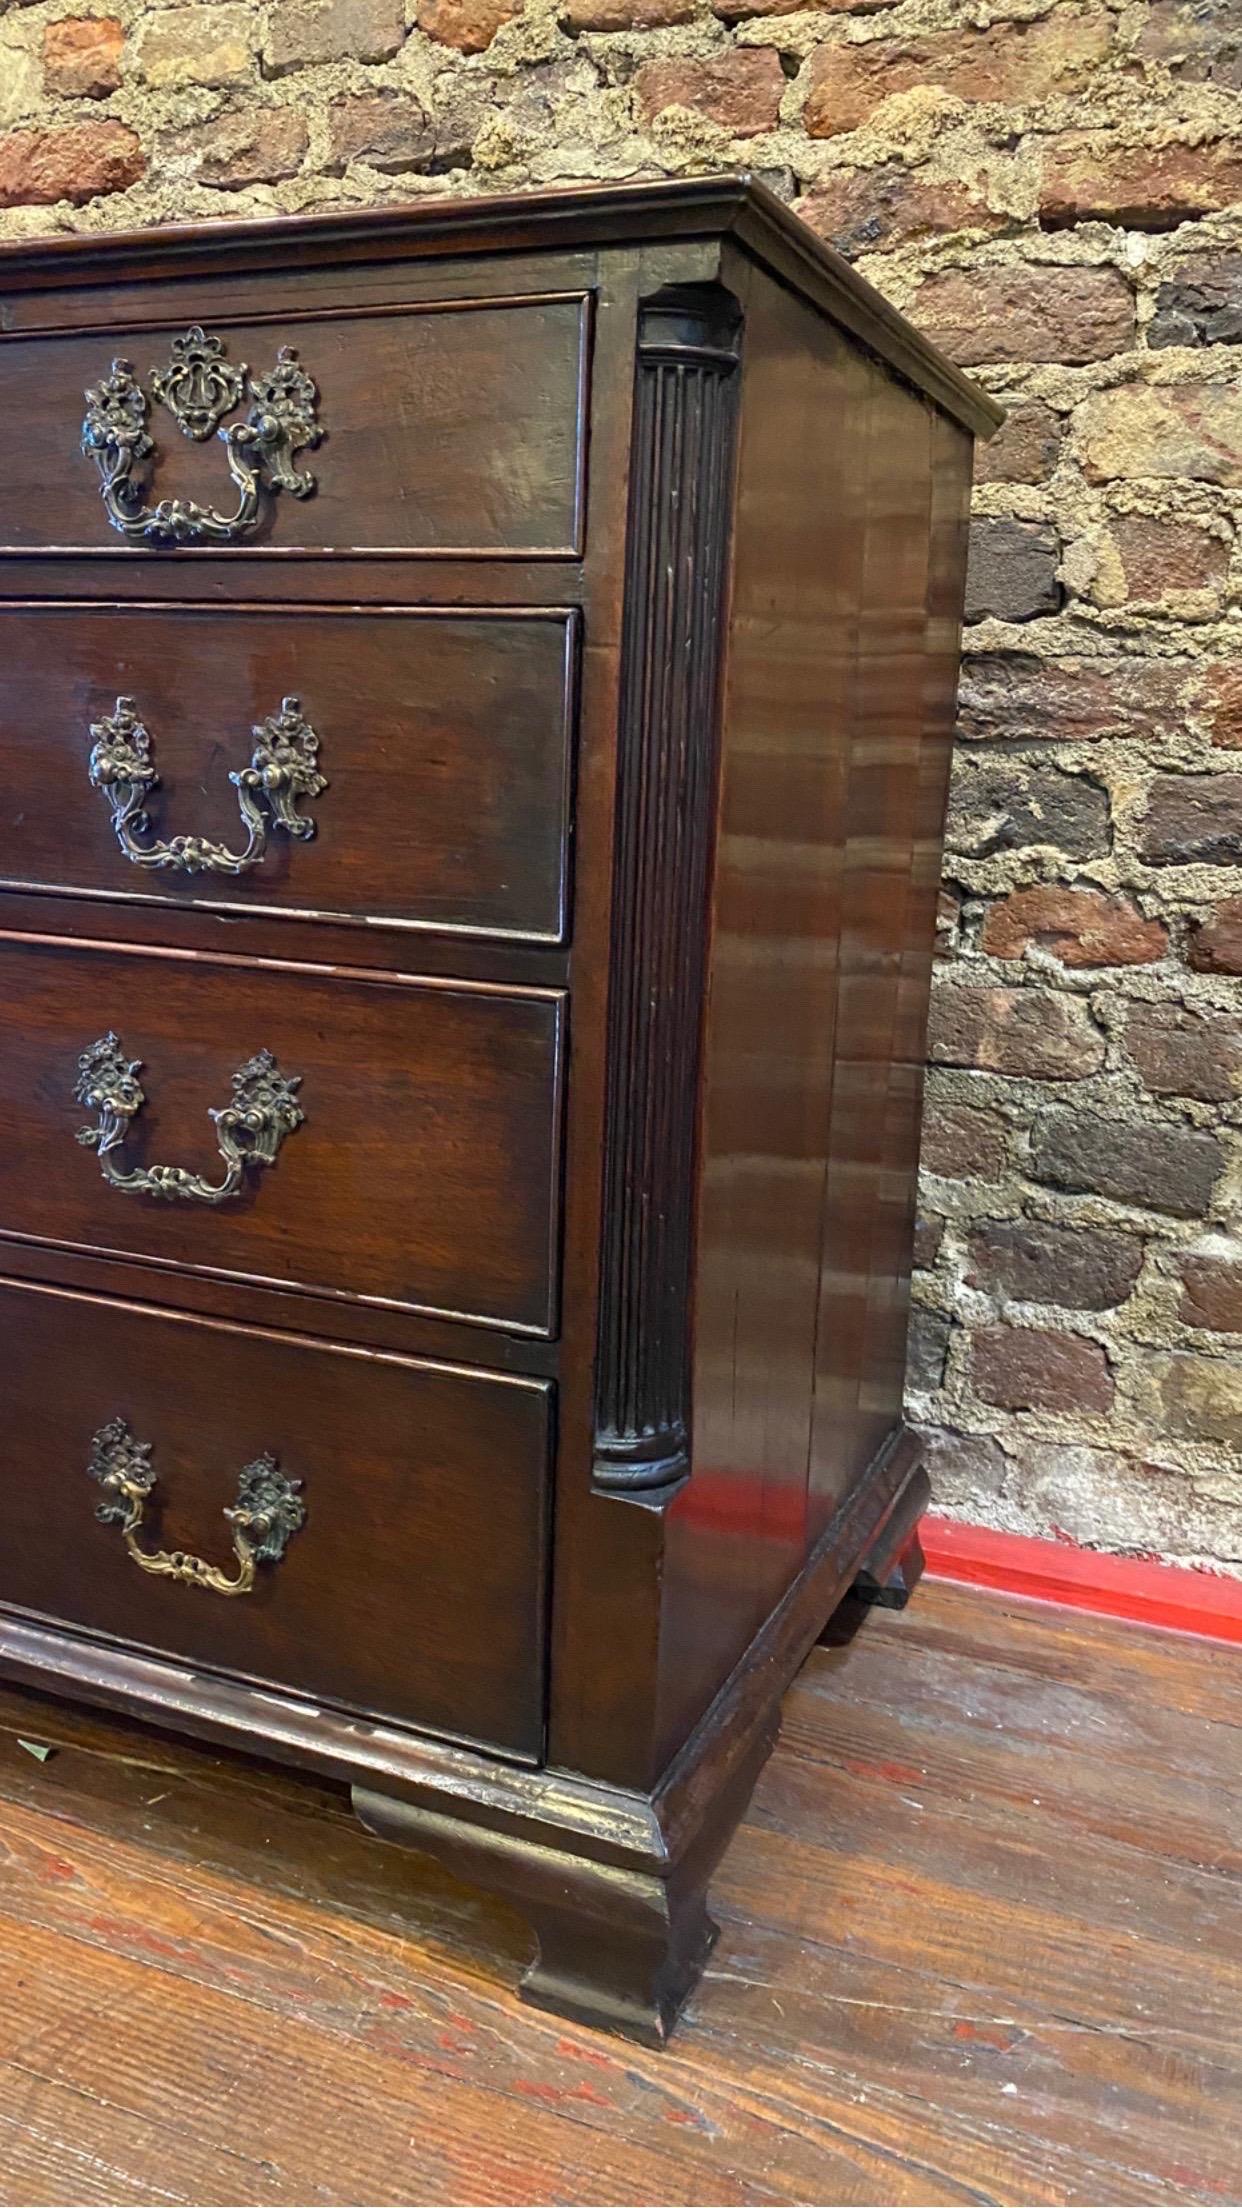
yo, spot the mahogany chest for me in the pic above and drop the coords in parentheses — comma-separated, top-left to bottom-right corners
(0, 176, 998, 2045)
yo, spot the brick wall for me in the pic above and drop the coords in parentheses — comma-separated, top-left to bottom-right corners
(1, 0, 1240, 1570)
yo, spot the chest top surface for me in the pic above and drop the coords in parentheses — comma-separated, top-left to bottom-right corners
(0, 174, 1001, 436)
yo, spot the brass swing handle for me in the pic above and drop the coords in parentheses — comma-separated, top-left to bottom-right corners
(87, 1416, 305, 1597)
(74, 1033, 304, 1205)
(80, 325, 321, 548)
(88, 695, 327, 877)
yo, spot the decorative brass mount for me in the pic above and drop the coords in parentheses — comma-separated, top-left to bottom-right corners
(87, 1417, 305, 1597)
(74, 1034, 305, 1205)
(81, 324, 322, 547)
(88, 695, 327, 875)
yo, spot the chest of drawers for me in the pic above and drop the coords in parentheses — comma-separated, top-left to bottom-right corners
(0, 175, 998, 2046)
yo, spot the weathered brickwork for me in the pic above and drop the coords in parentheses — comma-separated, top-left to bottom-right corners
(0, 0, 1239, 1569)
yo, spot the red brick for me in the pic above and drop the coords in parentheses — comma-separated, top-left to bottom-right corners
(913, 1216, 945, 1270)
(911, 264, 1134, 366)
(982, 885, 1168, 968)
(802, 10, 1112, 138)
(973, 401, 1063, 486)
(1123, 1001, 1242, 1104)
(42, 16, 123, 97)
(971, 1325, 1114, 1414)
(965, 519, 1061, 623)
(635, 50, 784, 135)
(935, 886, 960, 959)
(0, 119, 143, 206)
(1149, 252, 1242, 347)
(417, 0, 518, 45)
(1141, 774, 1242, 865)
(966, 1221, 1143, 1310)
(1039, 135, 1242, 230)
(326, 93, 433, 171)
(958, 654, 1186, 745)
(1138, 0, 1242, 87)
(1196, 663, 1242, 749)
(921, 1102, 1009, 1180)
(1031, 1109, 1223, 1218)
(182, 107, 308, 187)
(1188, 894, 1242, 973)
(928, 985, 1105, 1081)
(1178, 1254, 1242, 1332)
(797, 168, 1000, 258)
(1113, 514, 1227, 600)
(948, 758, 1109, 860)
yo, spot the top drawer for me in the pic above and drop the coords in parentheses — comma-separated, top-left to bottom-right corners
(0, 293, 589, 560)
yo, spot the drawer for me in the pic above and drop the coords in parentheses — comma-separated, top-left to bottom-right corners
(0, 605, 575, 945)
(0, 936, 563, 1335)
(0, 293, 588, 559)
(0, 1280, 550, 1756)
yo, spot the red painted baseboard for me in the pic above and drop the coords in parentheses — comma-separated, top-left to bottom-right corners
(921, 1515, 1242, 1646)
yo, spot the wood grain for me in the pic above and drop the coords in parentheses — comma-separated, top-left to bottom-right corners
(0, 1280, 551, 1756)
(0, 181, 994, 2044)
(0, 177, 1003, 441)
(0, 1583, 1233, 2205)
(0, 605, 577, 944)
(0, 294, 589, 558)
(0, 935, 563, 1334)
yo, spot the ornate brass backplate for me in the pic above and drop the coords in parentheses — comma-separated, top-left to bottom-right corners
(150, 327, 246, 441)
(81, 324, 322, 547)
(87, 1416, 305, 1597)
(74, 1035, 304, 1204)
(87, 695, 327, 875)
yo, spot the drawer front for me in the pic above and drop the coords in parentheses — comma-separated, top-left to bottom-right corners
(0, 605, 575, 944)
(0, 936, 563, 1334)
(0, 1280, 549, 1756)
(0, 293, 588, 558)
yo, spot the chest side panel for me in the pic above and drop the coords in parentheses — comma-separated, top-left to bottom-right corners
(655, 271, 973, 1771)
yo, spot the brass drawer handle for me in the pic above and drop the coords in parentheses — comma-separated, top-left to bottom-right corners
(88, 1416, 305, 1597)
(89, 695, 327, 876)
(81, 324, 321, 548)
(74, 1033, 304, 1205)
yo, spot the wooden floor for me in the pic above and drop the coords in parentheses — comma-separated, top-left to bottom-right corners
(0, 1582, 1236, 2207)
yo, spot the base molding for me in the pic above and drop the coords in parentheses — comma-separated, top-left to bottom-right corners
(923, 1516, 1242, 1645)
(354, 1722, 772, 2047)
(0, 1422, 928, 2042)
(356, 1428, 929, 2039)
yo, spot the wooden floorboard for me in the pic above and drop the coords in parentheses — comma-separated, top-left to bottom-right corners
(0, 1583, 1236, 2206)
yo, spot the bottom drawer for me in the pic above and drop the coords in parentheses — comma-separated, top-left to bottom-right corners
(0, 1280, 550, 1758)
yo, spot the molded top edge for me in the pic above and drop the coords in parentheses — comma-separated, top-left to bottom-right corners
(0, 173, 1001, 439)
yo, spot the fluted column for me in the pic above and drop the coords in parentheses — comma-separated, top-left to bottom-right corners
(592, 288, 743, 1496)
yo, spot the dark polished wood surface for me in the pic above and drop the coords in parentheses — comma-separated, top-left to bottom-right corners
(0, 604, 577, 943)
(0, 1279, 551, 1756)
(552, 254, 976, 1793)
(810, 402, 971, 1524)
(0, 176, 1004, 441)
(0, 934, 564, 1333)
(0, 179, 991, 2044)
(0, 294, 590, 558)
(0, 1583, 1231, 2206)
(672, 259, 863, 1735)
